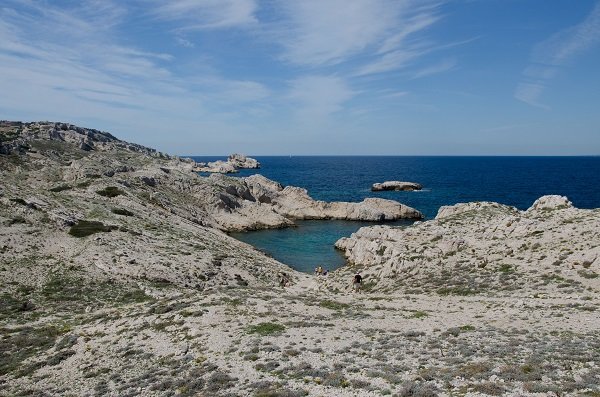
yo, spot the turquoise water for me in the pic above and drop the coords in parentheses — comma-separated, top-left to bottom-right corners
(191, 156, 600, 272)
(229, 219, 414, 273)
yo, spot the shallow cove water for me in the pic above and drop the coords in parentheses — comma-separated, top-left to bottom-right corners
(191, 156, 600, 273)
(230, 219, 414, 273)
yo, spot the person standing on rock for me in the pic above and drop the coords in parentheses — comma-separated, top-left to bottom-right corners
(353, 273, 362, 292)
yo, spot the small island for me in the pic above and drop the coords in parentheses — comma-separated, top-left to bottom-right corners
(371, 181, 422, 191)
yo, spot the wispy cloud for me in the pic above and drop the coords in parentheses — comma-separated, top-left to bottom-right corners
(411, 58, 456, 79)
(287, 75, 355, 119)
(0, 0, 271, 140)
(515, 1, 600, 107)
(271, 0, 444, 75)
(149, 0, 258, 30)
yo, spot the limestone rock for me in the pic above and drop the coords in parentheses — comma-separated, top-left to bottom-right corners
(193, 154, 260, 173)
(195, 160, 238, 174)
(228, 153, 260, 169)
(527, 195, 572, 212)
(330, 195, 600, 295)
(371, 181, 422, 191)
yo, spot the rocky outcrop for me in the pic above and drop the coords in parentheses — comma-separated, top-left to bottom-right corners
(204, 174, 423, 231)
(371, 181, 422, 191)
(228, 153, 260, 169)
(194, 160, 238, 174)
(0, 121, 164, 156)
(194, 153, 260, 173)
(331, 196, 600, 295)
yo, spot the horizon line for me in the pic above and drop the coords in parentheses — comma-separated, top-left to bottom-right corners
(182, 154, 600, 158)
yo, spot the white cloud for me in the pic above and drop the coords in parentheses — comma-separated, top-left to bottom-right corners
(150, 0, 258, 30)
(288, 75, 355, 118)
(515, 1, 600, 107)
(412, 58, 456, 79)
(355, 47, 425, 76)
(514, 83, 548, 109)
(274, 0, 398, 66)
(272, 0, 443, 74)
(0, 0, 272, 150)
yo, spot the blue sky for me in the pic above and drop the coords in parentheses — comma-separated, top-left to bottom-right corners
(1, 0, 599, 155)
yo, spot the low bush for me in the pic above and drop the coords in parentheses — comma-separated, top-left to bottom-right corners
(96, 186, 125, 197)
(68, 220, 115, 237)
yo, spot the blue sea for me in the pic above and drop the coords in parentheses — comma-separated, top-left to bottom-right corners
(190, 156, 600, 272)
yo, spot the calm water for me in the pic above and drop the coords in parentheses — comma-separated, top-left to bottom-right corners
(191, 156, 600, 272)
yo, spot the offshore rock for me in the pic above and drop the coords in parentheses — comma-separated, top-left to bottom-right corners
(371, 181, 422, 191)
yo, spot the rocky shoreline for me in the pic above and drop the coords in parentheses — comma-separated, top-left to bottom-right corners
(1, 121, 599, 397)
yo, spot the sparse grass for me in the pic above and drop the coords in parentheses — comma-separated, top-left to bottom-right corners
(578, 270, 598, 279)
(497, 264, 515, 274)
(409, 310, 428, 319)
(0, 324, 71, 376)
(319, 300, 349, 311)
(437, 287, 478, 296)
(247, 322, 286, 336)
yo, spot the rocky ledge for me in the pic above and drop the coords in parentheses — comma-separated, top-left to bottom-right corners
(331, 195, 600, 296)
(371, 181, 422, 191)
(194, 153, 260, 173)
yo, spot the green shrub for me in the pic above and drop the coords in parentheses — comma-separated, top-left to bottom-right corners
(10, 198, 27, 206)
(96, 186, 125, 197)
(410, 310, 428, 319)
(49, 185, 72, 192)
(319, 300, 349, 310)
(68, 220, 115, 237)
(111, 208, 134, 216)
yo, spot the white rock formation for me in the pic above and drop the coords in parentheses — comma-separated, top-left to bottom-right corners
(194, 153, 260, 173)
(371, 181, 422, 191)
(195, 160, 238, 174)
(332, 196, 600, 295)
(228, 153, 260, 169)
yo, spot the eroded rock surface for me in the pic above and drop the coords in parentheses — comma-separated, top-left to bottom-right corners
(332, 195, 600, 296)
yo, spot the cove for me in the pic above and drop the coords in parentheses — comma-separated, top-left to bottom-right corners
(230, 219, 414, 273)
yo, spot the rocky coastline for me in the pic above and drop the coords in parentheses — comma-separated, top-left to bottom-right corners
(2, 121, 599, 397)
